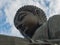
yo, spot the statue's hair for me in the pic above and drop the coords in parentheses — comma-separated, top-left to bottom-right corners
(16, 5, 47, 24)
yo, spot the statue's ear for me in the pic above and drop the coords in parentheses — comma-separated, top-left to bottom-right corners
(32, 22, 48, 40)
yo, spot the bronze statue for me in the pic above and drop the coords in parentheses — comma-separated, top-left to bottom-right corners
(14, 5, 47, 38)
(14, 5, 60, 45)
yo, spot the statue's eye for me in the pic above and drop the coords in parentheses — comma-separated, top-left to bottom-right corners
(18, 14, 26, 21)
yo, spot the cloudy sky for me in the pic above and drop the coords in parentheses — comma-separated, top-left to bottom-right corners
(0, 0, 60, 38)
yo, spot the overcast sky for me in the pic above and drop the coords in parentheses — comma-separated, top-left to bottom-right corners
(0, 0, 60, 38)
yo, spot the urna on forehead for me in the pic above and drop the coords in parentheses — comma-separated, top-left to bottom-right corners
(14, 5, 47, 38)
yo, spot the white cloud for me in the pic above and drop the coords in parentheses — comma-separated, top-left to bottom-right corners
(47, 0, 60, 18)
(35, 0, 60, 19)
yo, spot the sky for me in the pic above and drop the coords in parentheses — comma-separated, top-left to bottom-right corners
(0, 0, 60, 38)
